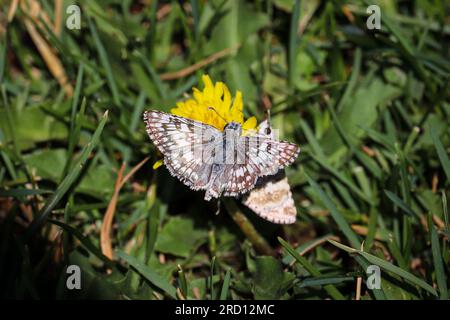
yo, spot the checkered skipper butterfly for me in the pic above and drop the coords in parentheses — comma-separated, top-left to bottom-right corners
(143, 110, 299, 201)
(242, 120, 297, 224)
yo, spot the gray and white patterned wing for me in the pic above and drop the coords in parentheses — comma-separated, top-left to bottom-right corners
(247, 135, 299, 176)
(221, 123, 300, 197)
(242, 127, 299, 177)
(143, 110, 221, 191)
(241, 121, 298, 224)
(220, 164, 261, 197)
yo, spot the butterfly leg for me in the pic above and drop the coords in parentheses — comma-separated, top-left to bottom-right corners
(214, 199, 221, 215)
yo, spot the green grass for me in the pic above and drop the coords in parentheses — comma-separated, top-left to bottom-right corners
(0, 0, 449, 300)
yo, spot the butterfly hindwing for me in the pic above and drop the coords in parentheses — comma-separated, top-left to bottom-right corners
(222, 164, 259, 197)
(243, 174, 297, 224)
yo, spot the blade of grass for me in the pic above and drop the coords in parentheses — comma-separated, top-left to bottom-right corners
(332, 180, 358, 212)
(0, 150, 17, 182)
(87, 16, 121, 106)
(365, 206, 378, 250)
(146, 0, 158, 59)
(190, 0, 200, 43)
(145, 177, 159, 264)
(1, 85, 19, 158)
(278, 237, 345, 300)
(0, 30, 6, 83)
(305, 172, 361, 248)
(288, 0, 301, 90)
(298, 276, 354, 288)
(442, 192, 449, 236)
(335, 47, 361, 112)
(129, 90, 147, 132)
(381, 12, 429, 83)
(309, 154, 372, 204)
(48, 218, 114, 268)
(429, 125, 450, 182)
(62, 202, 70, 265)
(116, 251, 177, 299)
(135, 51, 167, 99)
(62, 97, 87, 178)
(0, 189, 51, 197)
(282, 234, 339, 265)
(219, 269, 231, 300)
(384, 190, 418, 219)
(299, 119, 326, 159)
(24, 111, 109, 240)
(177, 264, 188, 299)
(327, 100, 382, 180)
(328, 240, 438, 297)
(353, 255, 387, 300)
(62, 62, 85, 178)
(209, 256, 216, 300)
(428, 213, 448, 299)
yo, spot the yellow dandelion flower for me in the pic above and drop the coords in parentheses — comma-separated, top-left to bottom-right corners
(153, 74, 258, 170)
(170, 74, 258, 132)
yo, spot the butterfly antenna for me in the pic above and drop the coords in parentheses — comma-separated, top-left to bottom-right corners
(266, 109, 272, 128)
(208, 107, 228, 124)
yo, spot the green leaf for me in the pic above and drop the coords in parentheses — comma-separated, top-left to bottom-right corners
(155, 216, 207, 258)
(0, 104, 68, 150)
(251, 255, 295, 299)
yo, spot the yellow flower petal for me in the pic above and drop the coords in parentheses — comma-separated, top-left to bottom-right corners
(242, 116, 257, 131)
(193, 88, 204, 103)
(169, 74, 257, 132)
(214, 81, 224, 101)
(153, 159, 164, 170)
(222, 85, 231, 109)
(202, 74, 213, 89)
(230, 91, 243, 122)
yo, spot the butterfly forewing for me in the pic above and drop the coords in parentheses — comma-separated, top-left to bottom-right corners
(241, 121, 299, 224)
(144, 110, 221, 190)
(242, 135, 299, 177)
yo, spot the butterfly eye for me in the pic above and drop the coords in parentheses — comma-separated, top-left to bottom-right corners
(265, 127, 272, 135)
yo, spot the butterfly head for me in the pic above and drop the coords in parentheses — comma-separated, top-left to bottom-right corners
(224, 121, 242, 135)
